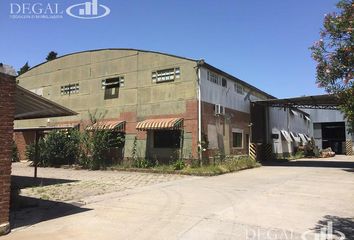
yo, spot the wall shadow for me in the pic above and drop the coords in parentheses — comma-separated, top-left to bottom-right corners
(263, 160, 354, 169)
(12, 175, 78, 189)
(10, 196, 91, 229)
(311, 215, 354, 239)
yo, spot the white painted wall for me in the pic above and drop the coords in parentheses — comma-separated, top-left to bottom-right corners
(200, 67, 265, 113)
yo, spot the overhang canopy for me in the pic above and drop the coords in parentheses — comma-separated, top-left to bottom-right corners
(281, 130, 293, 142)
(253, 94, 340, 110)
(15, 86, 77, 120)
(136, 118, 184, 131)
(86, 120, 125, 131)
(298, 133, 308, 143)
(290, 132, 301, 143)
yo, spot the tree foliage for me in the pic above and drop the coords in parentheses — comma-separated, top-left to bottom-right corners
(46, 51, 58, 61)
(310, 0, 354, 131)
(17, 62, 30, 75)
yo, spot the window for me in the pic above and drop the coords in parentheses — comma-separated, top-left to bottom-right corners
(232, 129, 243, 148)
(221, 78, 227, 88)
(207, 71, 220, 85)
(107, 132, 125, 148)
(102, 76, 124, 99)
(234, 83, 244, 95)
(61, 83, 79, 95)
(152, 67, 180, 83)
(102, 76, 124, 89)
(153, 130, 181, 148)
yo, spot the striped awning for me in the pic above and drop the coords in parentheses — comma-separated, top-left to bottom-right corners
(136, 118, 183, 131)
(86, 120, 125, 131)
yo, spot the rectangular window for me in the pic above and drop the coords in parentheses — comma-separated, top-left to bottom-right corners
(102, 77, 124, 99)
(152, 67, 180, 83)
(207, 71, 220, 85)
(234, 83, 244, 95)
(153, 130, 181, 148)
(232, 130, 243, 148)
(221, 78, 227, 88)
(61, 83, 79, 95)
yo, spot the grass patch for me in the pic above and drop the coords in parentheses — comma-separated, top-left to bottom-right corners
(111, 156, 260, 176)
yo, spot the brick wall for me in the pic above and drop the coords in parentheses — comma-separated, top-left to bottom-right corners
(201, 101, 251, 156)
(0, 73, 15, 235)
(13, 131, 36, 160)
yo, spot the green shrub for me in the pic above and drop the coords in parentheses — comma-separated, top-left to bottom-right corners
(173, 159, 185, 170)
(26, 129, 81, 167)
(80, 129, 125, 170)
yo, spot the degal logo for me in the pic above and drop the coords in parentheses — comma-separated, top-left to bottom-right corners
(9, 0, 110, 20)
(66, 0, 110, 19)
(301, 222, 345, 240)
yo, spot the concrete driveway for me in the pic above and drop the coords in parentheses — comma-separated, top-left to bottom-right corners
(5, 157, 354, 240)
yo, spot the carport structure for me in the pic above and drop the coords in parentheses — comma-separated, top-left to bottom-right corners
(253, 94, 340, 110)
(0, 72, 76, 236)
(249, 94, 353, 160)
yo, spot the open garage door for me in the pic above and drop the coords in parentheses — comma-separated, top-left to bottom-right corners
(321, 122, 346, 154)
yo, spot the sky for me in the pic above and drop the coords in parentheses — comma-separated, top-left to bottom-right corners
(0, 0, 339, 98)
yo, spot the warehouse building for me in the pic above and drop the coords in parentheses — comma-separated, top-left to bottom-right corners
(252, 95, 353, 158)
(14, 49, 275, 162)
(14, 49, 353, 162)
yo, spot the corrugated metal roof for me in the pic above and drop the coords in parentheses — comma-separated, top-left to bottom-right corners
(254, 94, 339, 110)
(15, 85, 77, 120)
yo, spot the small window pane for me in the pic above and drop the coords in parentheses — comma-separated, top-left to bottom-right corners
(232, 132, 243, 148)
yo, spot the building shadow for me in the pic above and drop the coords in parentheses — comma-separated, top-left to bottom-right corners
(11, 175, 78, 189)
(262, 160, 354, 169)
(311, 215, 354, 239)
(10, 195, 91, 229)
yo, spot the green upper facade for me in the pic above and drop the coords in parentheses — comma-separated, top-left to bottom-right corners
(17, 49, 199, 126)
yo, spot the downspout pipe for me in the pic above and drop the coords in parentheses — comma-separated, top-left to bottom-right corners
(196, 60, 203, 161)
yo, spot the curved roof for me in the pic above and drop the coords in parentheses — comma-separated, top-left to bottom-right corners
(19, 48, 274, 99)
(19, 48, 198, 76)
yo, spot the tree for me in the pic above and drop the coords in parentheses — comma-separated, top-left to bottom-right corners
(310, 0, 354, 131)
(46, 51, 58, 61)
(17, 62, 30, 75)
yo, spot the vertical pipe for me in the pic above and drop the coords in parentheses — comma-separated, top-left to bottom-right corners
(197, 67, 202, 161)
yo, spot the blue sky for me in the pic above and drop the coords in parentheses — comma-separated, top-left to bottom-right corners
(0, 0, 339, 98)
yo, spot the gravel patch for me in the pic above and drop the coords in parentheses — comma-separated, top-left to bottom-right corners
(12, 162, 189, 203)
